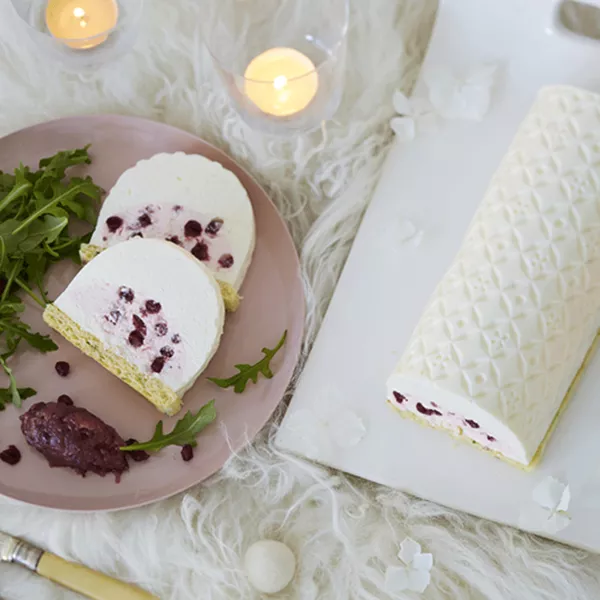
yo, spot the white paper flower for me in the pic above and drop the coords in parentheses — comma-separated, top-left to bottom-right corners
(385, 537, 433, 595)
(378, 217, 424, 254)
(519, 476, 571, 534)
(390, 63, 498, 139)
(283, 390, 367, 460)
(423, 63, 497, 121)
(390, 91, 438, 142)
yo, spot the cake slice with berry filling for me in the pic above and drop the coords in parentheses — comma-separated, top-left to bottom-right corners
(44, 238, 225, 416)
(80, 152, 256, 312)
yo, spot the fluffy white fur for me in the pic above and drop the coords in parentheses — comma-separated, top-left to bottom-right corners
(1, 0, 600, 599)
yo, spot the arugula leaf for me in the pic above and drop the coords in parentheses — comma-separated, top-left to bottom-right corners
(0, 320, 57, 353)
(12, 177, 100, 235)
(208, 330, 288, 393)
(0, 356, 22, 407)
(0, 177, 32, 214)
(0, 146, 100, 411)
(121, 400, 217, 453)
(0, 387, 36, 411)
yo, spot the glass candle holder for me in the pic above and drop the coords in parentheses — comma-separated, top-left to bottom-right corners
(203, 0, 349, 134)
(9, 0, 143, 70)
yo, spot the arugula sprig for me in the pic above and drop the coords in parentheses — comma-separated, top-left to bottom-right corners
(208, 330, 287, 393)
(0, 146, 102, 408)
(120, 400, 217, 453)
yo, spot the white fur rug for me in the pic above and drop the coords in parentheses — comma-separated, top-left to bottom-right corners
(1, 1, 600, 598)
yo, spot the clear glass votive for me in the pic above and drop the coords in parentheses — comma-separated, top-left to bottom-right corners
(203, 0, 350, 135)
(9, 0, 143, 70)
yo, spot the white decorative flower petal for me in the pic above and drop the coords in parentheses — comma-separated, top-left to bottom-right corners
(392, 90, 412, 115)
(454, 82, 493, 121)
(407, 569, 431, 593)
(519, 503, 550, 531)
(532, 476, 569, 511)
(556, 485, 571, 513)
(546, 511, 571, 534)
(412, 230, 425, 248)
(519, 502, 571, 534)
(390, 116, 416, 142)
(329, 411, 367, 448)
(283, 409, 321, 459)
(398, 537, 421, 565)
(424, 63, 497, 121)
(384, 565, 410, 592)
(395, 219, 418, 242)
(466, 63, 498, 87)
(412, 552, 433, 572)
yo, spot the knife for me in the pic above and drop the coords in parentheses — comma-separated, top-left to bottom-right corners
(0, 531, 157, 600)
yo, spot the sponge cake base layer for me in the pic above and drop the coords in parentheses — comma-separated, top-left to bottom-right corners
(43, 303, 183, 416)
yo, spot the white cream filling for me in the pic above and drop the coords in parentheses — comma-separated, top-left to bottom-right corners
(55, 238, 225, 394)
(90, 152, 256, 291)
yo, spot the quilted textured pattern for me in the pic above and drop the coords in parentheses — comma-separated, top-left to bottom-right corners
(392, 86, 600, 456)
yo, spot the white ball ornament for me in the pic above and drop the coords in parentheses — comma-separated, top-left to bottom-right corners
(244, 540, 296, 594)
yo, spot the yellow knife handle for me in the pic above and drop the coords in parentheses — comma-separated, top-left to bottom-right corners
(37, 552, 158, 600)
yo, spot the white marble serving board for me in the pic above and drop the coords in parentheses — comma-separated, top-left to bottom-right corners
(276, 0, 600, 552)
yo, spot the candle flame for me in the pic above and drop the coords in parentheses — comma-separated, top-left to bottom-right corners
(273, 76, 288, 91)
(73, 7, 86, 18)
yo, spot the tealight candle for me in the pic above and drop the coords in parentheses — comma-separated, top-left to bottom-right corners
(46, 0, 119, 50)
(244, 47, 319, 117)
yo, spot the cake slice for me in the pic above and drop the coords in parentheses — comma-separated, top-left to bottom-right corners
(44, 238, 225, 416)
(387, 85, 600, 469)
(80, 152, 256, 312)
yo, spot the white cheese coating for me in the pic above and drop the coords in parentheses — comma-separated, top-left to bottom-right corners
(387, 85, 600, 466)
(90, 152, 256, 291)
(55, 238, 225, 394)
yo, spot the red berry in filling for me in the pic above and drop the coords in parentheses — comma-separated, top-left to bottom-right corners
(138, 213, 152, 228)
(119, 286, 134, 303)
(171, 334, 181, 344)
(0, 445, 21, 466)
(128, 330, 144, 347)
(57, 394, 74, 406)
(155, 322, 168, 336)
(166, 235, 181, 245)
(105, 310, 121, 325)
(181, 444, 194, 462)
(218, 254, 234, 268)
(106, 216, 123, 232)
(416, 402, 442, 417)
(205, 218, 223, 236)
(132, 315, 147, 335)
(55, 361, 70, 377)
(124, 439, 150, 462)
(173, 205, 182, 212)
(393, 391, 407, 404)
(145, 300, 161, 314)
(151, 356, 165, 373)
(130, 232, 143, 239)
(184, 220, 203, 237)
(191, 242, 209, 261)
(160, 346, 174, 358)
(487, 435, 496, 442)
(465, 419, 480, 429)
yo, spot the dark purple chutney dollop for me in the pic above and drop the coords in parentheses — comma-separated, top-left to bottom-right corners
(20, 402, 128, 479)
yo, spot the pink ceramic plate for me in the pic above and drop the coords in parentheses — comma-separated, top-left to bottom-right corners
(0, 116, 304, 511)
